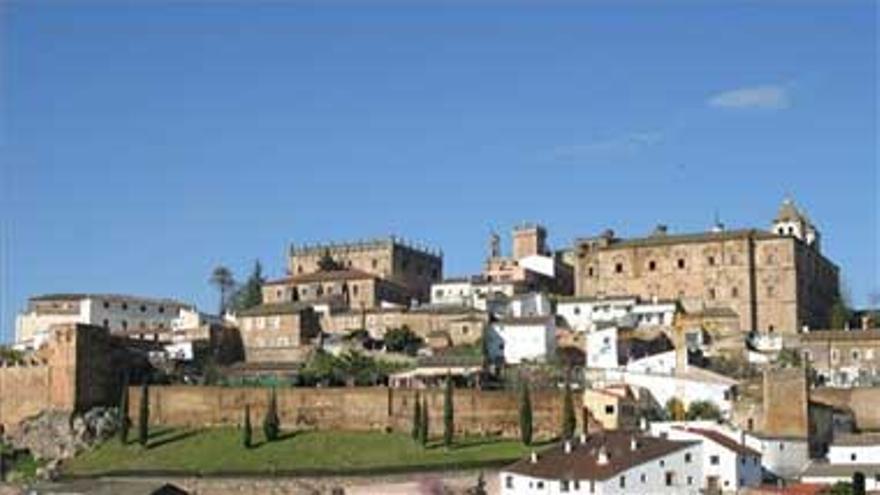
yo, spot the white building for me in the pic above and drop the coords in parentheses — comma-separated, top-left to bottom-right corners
(650, 422, 762, 493)
(802, 433, 880, 491)
(742, 433, 810, 480)
(500, 431, 702, 495)
(487, 315, 556, 364)
(15, 293, 193, 349)
(556, 295, 677, 333)
(586, 326, 619, 369)
(430, 278, 477, 307)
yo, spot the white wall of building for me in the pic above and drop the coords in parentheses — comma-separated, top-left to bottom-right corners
(487, 318, 556, 364)
(742, 434, 809, 480)
(556, 297, 675, 333)
(654, 424, 762, 492)
(603, 369, 734, 415)
(509, 293, 552, 318)
(828, 443, 880, 464)
(586, 327, 619, 369)
(518, 254, 555, 278)
(499, 443, 703, 495)
(430, 281, 475, 307)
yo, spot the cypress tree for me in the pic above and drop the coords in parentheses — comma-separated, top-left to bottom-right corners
(562, 376, 576, 440)
(138, 381, 149, 447)
(118, 373, 130, 445)
(411, 392, 421, 441)
(443, 374, 454, 448)
(263, 388, 280, 442)
(519, 381, 533, 446)
(243, 404, 253, 449)
(419, 396, 429, 447)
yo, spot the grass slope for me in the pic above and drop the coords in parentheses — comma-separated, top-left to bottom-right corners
(64, 427, 535, 476)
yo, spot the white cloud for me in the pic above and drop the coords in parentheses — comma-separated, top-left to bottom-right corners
(551, 131, 664, 162)
(707, 85, 791, 110)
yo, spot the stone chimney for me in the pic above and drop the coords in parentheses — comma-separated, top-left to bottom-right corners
(579, 433, 587, 444)
(530, 451, 538, 464)
(564, 441, 572, 454)
(596, 445, 609, 465)
(630, 437, 639, 451)
(863, 314, 874, 330)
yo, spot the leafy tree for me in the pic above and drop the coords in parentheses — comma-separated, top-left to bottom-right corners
(685, 400, 722, 421)
(384, 326, 424, 355)
(317, 249, 343, 271)
(138, 382, 150, 447)
(519, 381, 533, 446)
(665, 397, 686, 421)
(828, 481, 853, 495)
(853, 471, 866, 495)
(232, 260, 265, 311)
(562, 376, 576, 439)
(411, 392, 421, 441)
(777, 348, 803, 368)
(419, 396, 429, 447)
(118, 373, 130, 445)
(242, 404, 253, 449)
(263, 388, 281, 442)
(443, 374, 454, 448)
(209, 265, 236, 315)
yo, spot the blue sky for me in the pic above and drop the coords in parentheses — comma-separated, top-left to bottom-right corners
(1, 2, 877, 340)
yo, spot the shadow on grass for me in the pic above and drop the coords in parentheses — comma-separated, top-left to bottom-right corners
(251, 430, 300, 449)
(147, 426, 178, 440)
(147, 429, 201, 450)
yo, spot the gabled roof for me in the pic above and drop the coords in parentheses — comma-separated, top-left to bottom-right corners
(503, 431, 697, 481)
(675, 427, 760, 456)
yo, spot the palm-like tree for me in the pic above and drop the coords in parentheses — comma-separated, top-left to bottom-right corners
(209, 265, 236, 315)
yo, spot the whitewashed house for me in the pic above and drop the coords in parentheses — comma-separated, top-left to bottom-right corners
(487, 315, 556, 364)
(430, 278, 477, 307)
(500, 431, 702, 495)
(651, 423, 762, 493)
(556, 295, 677, 333)
(802, 433, 880, 491)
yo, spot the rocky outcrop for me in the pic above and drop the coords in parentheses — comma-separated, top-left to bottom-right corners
(4, 407, 120, 463)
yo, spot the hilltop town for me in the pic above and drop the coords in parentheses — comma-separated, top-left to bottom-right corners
(2, 197, 879, 495)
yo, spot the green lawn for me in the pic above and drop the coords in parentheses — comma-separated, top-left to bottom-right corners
(64, 428, 536, 476)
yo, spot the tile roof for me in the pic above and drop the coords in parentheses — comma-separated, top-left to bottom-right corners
(602, 229, 778, 250)
(29, 293, 191, 307)
(264, 269, 377, 285)
(801, 329, 880, 342)
(676, 427, 760, 456)
(495, 315, 554, 325)
(237, 302, 314, 317)
(831, 433, 880, 446)
(503, 431, 697, 481)
(801, 461, 880, 478)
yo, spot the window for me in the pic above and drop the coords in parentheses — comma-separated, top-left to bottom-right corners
(659, 460, 665, 467)
(767, 285, 775, 297)
(779, 443, 785, 451)
(103, 301, 110, 309)
(122, 303, 128, 310)
(852, 350, 861, 361)
(687, 476, 693, 486)
(588, 267, 595, 277)
(560, 480, 570, 492)
(710, 455, 720, 465)
(271, 316, 281, 329)
(708, 256, 716, 266)
(740, 457, 746, 465)
(868, 349, 875, 360)
(158, 306, 164, 313)
(731, 287, 739, 298)
(536, 481, 544, 489)
(574, 307, 581, 315)
(297, 265, 303, 274)
(619, 476, 625, 488)
(121, 320, 128, 330)
(103, 319, 109, 328)
(505, 476, 513, 489)
(140, 305, 147, 312)
(615, 263, 623, 274)
(665, 472, 674, 486)
(648, 260, 657, 271)
(677, 258, 686, 269)
(462, 325, 469, 335)
(685, 453, 692, 463)
(851, 453, 857, 461)
(640, 473, 646, 483)
(831, 349, 840, 363)
(708, 288, 716, 300)
(605, 405, 615, 415)
(435, 289, 444, 298)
